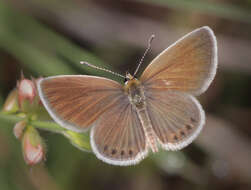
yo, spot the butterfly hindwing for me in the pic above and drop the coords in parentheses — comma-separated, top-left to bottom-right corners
(91, 96, 148, 166)
(144, 90, 205, 150)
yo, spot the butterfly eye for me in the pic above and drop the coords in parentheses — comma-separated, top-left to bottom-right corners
(124, 72, 133, 83)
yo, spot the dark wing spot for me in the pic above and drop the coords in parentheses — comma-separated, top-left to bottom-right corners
(190, 117, 196, 123)
(129, 150, 133, 156)
(121, 150, 125, 156)
(180, 131, 185, 136)
(111, 149, 117, 155)
(186, 124, 192, 130)
(174, 135, 178, 141)
(104, 145, 108, 151)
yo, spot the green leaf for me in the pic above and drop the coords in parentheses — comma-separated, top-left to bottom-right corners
(63, 130, 91, 152)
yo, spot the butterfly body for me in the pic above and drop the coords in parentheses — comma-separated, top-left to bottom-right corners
(125, 74, 159, 153)
(38, 26, 218, 166)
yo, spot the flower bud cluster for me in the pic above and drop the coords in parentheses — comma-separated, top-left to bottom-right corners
(3, 74, 92, 166)
(3, 75, 46, 166)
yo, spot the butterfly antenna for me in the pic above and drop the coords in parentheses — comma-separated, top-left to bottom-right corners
(133, 34, 155, 77)
(80, 61, 125, 79)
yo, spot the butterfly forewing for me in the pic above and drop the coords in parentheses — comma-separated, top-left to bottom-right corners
(144, 90, 204, 150)
(38, 75, 125, 132)
(140, 26, 217, 96)
(91, 96, 148, 166)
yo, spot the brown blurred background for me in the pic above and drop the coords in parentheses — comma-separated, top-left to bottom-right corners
(1, 0, 251, 190)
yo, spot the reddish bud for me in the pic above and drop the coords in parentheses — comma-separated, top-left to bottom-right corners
(17, 79, 36, 108)
(2, 89, 19, 113)
(13, 120, 26, 139)
(22, 126, 46, 166)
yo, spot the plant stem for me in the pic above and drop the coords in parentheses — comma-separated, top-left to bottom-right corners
(32, 120, 66, 133)
(0, 112, 66, 133)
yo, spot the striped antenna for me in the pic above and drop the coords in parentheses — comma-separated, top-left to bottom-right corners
(133, 34, 155, 77)
(80, 61, 125, 79)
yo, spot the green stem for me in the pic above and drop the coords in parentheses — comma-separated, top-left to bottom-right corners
(0, 112, 22, 123)
(0, 112, 66, 133)
(32, 120, 66, 132)
(0, 112, 91, 151)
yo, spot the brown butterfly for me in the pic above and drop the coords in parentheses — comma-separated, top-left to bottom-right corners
(38, 26, 217, 166)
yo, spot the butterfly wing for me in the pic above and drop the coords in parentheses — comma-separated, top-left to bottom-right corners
(38, 75, 125, 132)
(140, 26, 217, 96)
(145, 90, 204, 150)
(91, 96, 148, 166)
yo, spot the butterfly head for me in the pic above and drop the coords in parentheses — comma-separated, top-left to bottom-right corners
(124, 72, 141, 93)
(125, 72, 134, 82)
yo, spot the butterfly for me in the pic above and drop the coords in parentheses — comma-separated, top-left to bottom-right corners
(37, 26, 217, 166)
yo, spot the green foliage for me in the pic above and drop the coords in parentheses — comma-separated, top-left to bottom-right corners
(0, 1, 122, 82)
(140, 0, 251, 23)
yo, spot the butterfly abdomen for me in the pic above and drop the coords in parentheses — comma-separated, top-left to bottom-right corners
(136, 108, 158, 153)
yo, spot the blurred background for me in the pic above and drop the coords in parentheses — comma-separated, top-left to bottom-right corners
(1, 0, 251, 190)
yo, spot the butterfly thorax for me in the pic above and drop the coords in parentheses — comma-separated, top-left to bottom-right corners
(124, 78, 146, 109)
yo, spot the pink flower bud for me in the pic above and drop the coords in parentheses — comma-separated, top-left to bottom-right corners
(2, 88, 19, 113)
(22, 126, 46, 166)
(13, 120, 26, 139)
(17, 79, 36, 109)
